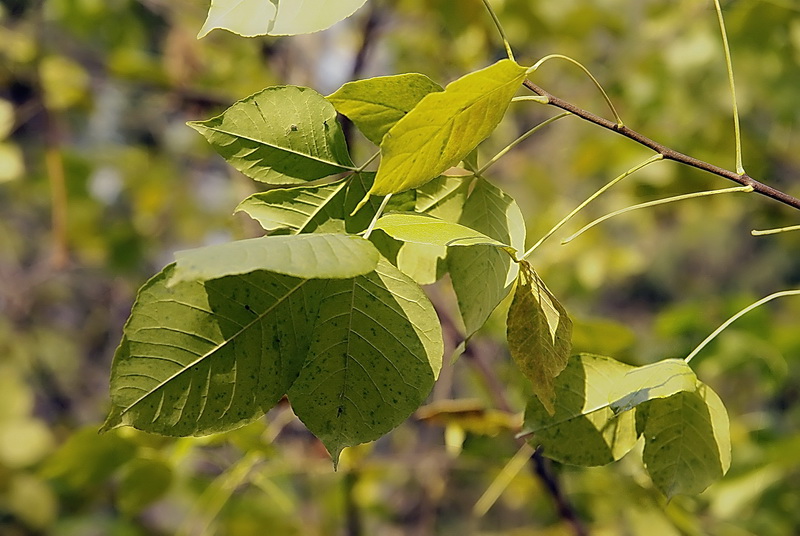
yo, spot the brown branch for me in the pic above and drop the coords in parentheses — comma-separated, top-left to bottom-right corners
(523, 79, 800, 211)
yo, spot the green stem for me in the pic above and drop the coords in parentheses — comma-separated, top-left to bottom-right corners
(561, 185, 753, 245)
(363, 194, 392, 239)
(472, 443, 535, 518)
(751, 224, 800, 236)
(713, 0, 745, 175)
(481, 0, 515, 62)
(355, 150, 381, 173)
(476, 112, 571, 176)
(522, 155, 663, 259)
(685, 290, 800, 363)
(529, 54, 623, 127)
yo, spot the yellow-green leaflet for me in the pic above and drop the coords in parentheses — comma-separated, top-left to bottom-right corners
(370, 59, 528, 195)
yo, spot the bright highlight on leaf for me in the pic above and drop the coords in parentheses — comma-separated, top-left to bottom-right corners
(374, 212, 514, 251)
(171, 233, 380, 284)
(640, 382, 731, 498)
(609, 358, 697, 414)
(189, 86, 352, 185)
(370, 59, 528, 195)
(507, 261, 572, 415)
(198, 0, 368, 38)
(523, 354, 638, 466)
(327, 74, 443, 145)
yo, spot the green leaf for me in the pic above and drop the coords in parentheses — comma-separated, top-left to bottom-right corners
(507, 262, 572, 415)
(523, 354, 639, 466)
(327, 74, 443, 145)
(370, 59, 528, 195)
(198, 0, 368, 38)
(374, 212, 514, 250)
(171, 233, 380, 284)
(609, 358, 698, 414)
(447, 178, 525, 336)
(288, 257, 443, 465)
(42, 428, 137, 490)
(103, 265, 319, 436)
(641, 382, 731, 498)
(189, 86, 352, 185)
(117, 458, 173, 516)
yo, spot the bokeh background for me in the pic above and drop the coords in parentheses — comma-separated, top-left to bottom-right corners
(1, 0, 799, 534)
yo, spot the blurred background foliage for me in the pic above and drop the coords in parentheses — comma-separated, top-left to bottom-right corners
(1, 0, 799, 534)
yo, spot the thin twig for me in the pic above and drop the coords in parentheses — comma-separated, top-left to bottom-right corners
(522, 79, 800, 211)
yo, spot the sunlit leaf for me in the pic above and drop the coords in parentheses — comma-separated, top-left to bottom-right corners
(288, 257, 443, 465)
(447, 178, 525, 336)
(198, 0, 368, 38)
(374, 212, 514, 250)
(189, 86, 352, 185)
(370, 59, 528, 195)
(103, 265, 319, 436)
(609, 358, 697, 414)
(523, 354, 639, 466)
(327, 73, 443, 145)
(640, 382, 731, 498)
(507, 261, 572, 415)
(171, 233, 380, 284)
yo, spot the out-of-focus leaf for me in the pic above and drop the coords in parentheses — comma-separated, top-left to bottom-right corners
(507, 261, 572, 415)
(117, 458, 173, 516)
(42, 428, 137, 490)
(327, 73, 443, 145)
(416, 399, 521, 436)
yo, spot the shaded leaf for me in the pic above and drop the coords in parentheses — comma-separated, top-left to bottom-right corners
(189, 86, 352, 185)
(103, 265, 319, 436)
(641, 382, 731, 498)
(370, 59, 527, 195)
(198, 0, 368, 38)
(288, 257, 443, 465)
(523, 354, 639, 466)
(171, 233, 380, 284)
(609, 358, 697, 414)
(447, 178, 525, 336)
(117, 458, 173, 516)
(374, 212, 514, 250)
(327, 73, 443, 145)
(507, 261, 572, 414)
(416, 399, 521, 436)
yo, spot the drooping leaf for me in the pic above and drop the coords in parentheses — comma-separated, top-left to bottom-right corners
(447, 178, 525, 336)
(198, 0, 368, 38)
(640, 382, 731, 498)
(171, 233, 380, 284)
(609, 358, 698, 414)
(374, 212, 514, 250)
(370, 59, 528, 195)
(523, 354, 639, 466)
(189, 86, 352, 185)
(103, 265, 319, 436)
(327, 74, 443, 145)
(396, 175, 470, 285)
(288, 257, 443, 465)
(507, 261, 572, 415)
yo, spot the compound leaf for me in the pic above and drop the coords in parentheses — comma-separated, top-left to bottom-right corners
(508, 262, 572, 415)
(327, 73, 443, 145)
(641, 382, 731, 498)
(609, 358, 698, 414)
(171, 233, 380, 284)
(447, 178, 525, 336)
(288, 257, 443, 465)
(370, 59, 527, 195)
(189, 86, 352, 185)
(524, 354, 639, 466)
(103, 265, 319, 436)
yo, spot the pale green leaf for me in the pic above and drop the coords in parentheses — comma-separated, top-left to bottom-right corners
(523, 354, 639, 466)
(198, 0, 368, 38)
(641, 382, 731, 498)
(288, 257, 443, 464)
(171, 233, 380, 284)
(447, 178, 525, 336)
(609, 358, 697, 414)
(374, 212, 514, 250)
(327, 74, 443, 145)
(103, 265, 319, 436)
(370, 59, 527, 195)
(508, 262, 572, 415)
(189, 86, 352, 185)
